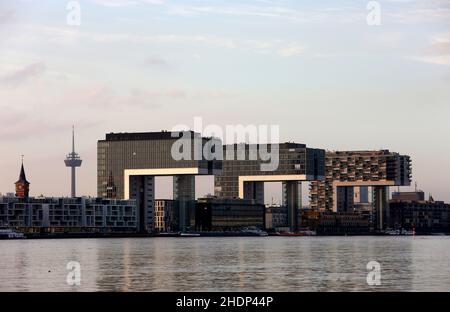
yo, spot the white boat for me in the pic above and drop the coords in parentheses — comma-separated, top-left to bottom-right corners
(0, 228, 26, 239)
(400, 230, 415, 236)
(241, 227, 269, 236)
(298, 230, 317, 236)
(384, 229, 415, 236)
(180, 233, 201, 237)
(384, 229, 401, 235)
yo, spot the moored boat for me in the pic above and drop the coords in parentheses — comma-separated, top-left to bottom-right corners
(0, 228, 26, 239)
(273, 230, 317, 237)
(180, 233, 201, 237)
(240, 227, 269, 236)
(384, 228, 415, 236)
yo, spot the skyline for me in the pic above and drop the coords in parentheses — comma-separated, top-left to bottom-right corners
(0, 127, 424, 205)
(1, 0, 450, 202)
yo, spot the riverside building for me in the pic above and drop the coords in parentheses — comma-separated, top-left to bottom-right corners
(97, 131, 222, 233)
(309, 150, 412, 230)
(214, 143, 325, 231)
(0, 161, 137, 233)
(0, 196, 137, 233)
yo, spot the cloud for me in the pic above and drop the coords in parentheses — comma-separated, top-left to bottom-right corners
(0, 110, 98, 142)
(0, 1, 17, 43)
(385, 0, 450, 24)
(166, 4, 365, 24)
(13, 24, 305, 58)
(0, 63, 46, 87)
(0, 8, 15, 25)
(61, 85, 188, 110)
(89, 0, 165, 7)
(15, 25, 237, 48)
(82, 1, 371, 24)
(162, 0, 450, 25)
(410, 35, 450, 66)
(143, 56, 173, 70)
(191, 90, 237, 100)
(64, 85, 234, 110)
(84, 0, 450, 26)
(279, 44, 305, 57)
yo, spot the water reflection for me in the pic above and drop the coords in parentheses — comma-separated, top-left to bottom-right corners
(0, 237, 449, 292)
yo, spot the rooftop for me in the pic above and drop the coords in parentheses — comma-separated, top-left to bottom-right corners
(326, 150, 406, 157)
(101, 131, 199, 142)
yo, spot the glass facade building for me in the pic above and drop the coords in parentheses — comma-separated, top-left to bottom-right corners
(98, 131, 221, 199)
(214, 143, 325, 199)
(97, 131, 222, 233)
(214, 143, 325, 231)
(309, 150, 412, 212)
(195, 198, 265, 232)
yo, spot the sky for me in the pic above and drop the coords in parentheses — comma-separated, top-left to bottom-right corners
(0, 0, 449, 203)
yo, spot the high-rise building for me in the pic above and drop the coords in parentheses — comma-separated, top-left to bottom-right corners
(309, 150, 412, 230)
(214, 143, 325, 231)
(97, 131, 222, 233)
(154, 199, 175, 232)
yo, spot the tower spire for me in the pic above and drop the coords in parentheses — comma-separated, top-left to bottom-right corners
(15, 155, 30, 198)
(72, 125, 75, 154)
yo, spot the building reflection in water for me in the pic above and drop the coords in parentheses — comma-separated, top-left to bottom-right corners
(4, 237, 450, 292)
(91, 237, 415, 292)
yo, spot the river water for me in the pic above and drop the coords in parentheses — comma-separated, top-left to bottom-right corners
(0, 237, 449, 292)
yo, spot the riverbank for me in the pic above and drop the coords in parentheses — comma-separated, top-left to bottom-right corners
(6, 231, 447, 240)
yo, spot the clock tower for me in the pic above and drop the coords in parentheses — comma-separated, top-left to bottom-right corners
(15, 157, 30, 198)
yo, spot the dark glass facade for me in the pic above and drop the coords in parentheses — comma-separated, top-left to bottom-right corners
(195, 198, 265, 231)
(214, 143, 325, 199)
(389, 200, 450, 233)
(97, 131, 222, 198)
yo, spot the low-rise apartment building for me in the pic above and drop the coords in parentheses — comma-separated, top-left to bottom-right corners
(0, 196, 137, 233)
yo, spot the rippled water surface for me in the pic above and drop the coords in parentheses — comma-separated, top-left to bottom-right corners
(0, 237, 449, 292)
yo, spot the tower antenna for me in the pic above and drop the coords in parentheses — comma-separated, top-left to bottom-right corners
(72, 125, 75, 154)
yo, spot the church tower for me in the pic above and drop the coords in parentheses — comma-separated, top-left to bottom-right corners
(15, 157, 30, 198)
